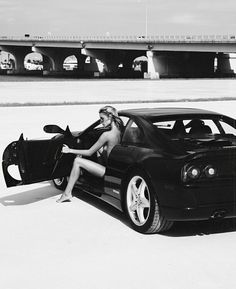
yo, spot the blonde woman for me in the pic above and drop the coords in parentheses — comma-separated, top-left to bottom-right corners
(57, 106, 124, 202)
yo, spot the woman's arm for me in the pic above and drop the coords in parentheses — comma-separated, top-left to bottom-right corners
(62, 132, 108, 157)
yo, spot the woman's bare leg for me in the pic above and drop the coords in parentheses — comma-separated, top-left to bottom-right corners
(57, 157, 105, 203)
(77, 157, 106, 178)
(56, 157, 82, 202)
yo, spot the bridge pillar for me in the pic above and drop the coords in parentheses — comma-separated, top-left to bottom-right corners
(0, 45, 32, 72)
(216, 53, 235, 76)
(146, 51, 160, 79)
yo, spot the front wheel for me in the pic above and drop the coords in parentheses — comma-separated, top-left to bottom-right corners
(124, 170, 173, 234)
(52, 176, 68, 191)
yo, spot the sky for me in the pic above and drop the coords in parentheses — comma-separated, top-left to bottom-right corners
(0, 0, 236, 37)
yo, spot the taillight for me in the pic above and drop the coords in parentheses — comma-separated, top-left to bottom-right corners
(182, 164, 217, 182)
(204, 165, 217, 178)
(182, 166, 200, 182)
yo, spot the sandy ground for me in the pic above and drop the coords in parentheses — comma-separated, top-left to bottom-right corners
(0, 78, 236, 105)
(0, 79, 236, 289)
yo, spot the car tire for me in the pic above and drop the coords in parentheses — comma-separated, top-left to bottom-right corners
(52, 177, 68, 191)
(124, 169, 173, 234)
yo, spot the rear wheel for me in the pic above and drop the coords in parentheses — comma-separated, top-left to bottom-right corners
(124, 170, 173, 234)
(53, 177, 68, 191)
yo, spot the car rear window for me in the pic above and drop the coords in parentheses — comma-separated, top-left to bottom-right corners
(152, 118, 236, 139)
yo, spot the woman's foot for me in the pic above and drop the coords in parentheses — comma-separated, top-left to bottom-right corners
(56, 193, 72, 203)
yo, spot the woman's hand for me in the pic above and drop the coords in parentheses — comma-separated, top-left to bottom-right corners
(61, 144, 70, 154)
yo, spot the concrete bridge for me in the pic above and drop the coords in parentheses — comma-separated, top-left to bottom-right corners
(0, 35, 236, 78)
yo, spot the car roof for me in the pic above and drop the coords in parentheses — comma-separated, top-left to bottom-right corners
(119, 107, 220, 118)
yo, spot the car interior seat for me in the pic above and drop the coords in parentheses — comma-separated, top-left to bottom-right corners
(189, 124, 212, 135)
(172, 120, 186, 137)
(202, 125, 212, 134)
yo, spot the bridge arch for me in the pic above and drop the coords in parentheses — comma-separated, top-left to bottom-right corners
(24, 52, 43, 71)
(62, 55, 97, 72)
(63, 55, 78, 71)
(0, 46, 32, 71)
(32, 47, 88, 73)
(132, 55, 147, 74)
(0, 51, 15, 70)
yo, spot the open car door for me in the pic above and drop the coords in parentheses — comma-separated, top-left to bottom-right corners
(2, 125, 77, 187)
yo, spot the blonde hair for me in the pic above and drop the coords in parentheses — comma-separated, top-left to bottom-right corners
(99, 105, 118, 116)
(99, 105, 124, 131)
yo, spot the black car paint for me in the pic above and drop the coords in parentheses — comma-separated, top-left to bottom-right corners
(2, 107, 236, 221)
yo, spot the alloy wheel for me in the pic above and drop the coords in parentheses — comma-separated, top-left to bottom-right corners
(126, 175, 151, 226)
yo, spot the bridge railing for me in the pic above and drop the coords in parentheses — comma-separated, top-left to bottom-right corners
(0, 34, 236, 42)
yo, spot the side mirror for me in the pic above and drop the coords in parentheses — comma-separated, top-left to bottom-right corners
(43, 125, 65, 134)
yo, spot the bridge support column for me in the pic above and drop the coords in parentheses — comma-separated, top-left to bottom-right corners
(146, 51, 160, 79)
(146, 51, 183, 78)
(0, 45, 31, 73)
(216, 53, 235, 76)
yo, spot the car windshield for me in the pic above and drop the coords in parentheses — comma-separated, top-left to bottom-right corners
(150, 115, 236, 148)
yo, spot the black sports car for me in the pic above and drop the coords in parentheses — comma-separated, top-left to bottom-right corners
(2, 107, 236, 234)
